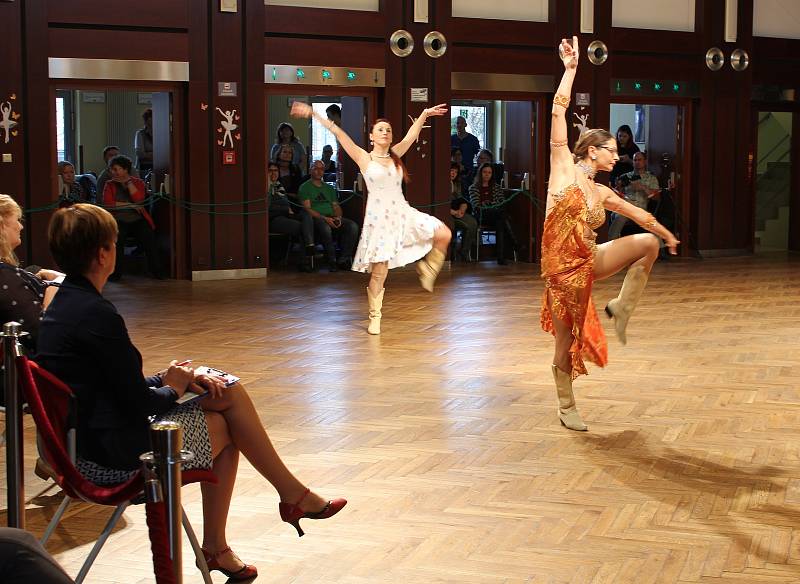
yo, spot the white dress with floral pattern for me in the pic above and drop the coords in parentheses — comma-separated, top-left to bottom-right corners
(351, 160, 443, 273)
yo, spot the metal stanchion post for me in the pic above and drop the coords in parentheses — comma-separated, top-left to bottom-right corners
(2, 321, 27, 528)
(148, 420, 191, 583)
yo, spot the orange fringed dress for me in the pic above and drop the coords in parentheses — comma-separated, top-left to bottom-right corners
(540, 183, 608, 379)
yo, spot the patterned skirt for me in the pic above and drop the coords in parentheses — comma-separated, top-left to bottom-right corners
(76, 402, 212, 486)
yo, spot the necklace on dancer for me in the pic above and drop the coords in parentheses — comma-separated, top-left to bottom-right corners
(372, 151, 391, 159)
(576, 160, 597, 179)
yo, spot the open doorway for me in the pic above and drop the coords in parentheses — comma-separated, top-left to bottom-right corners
(266, 92, 371, 270)
(54, 87, 178, 278)
(450, 98, 540, 262)
(609, 101, 689, 255)
(754, 111, 792, 251)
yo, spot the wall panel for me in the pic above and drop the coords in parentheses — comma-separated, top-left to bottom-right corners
(48, 29, 189, 62)
(46, 0, 189, 28)
(264, 38, 385, 69)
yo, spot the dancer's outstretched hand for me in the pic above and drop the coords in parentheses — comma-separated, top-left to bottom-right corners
(665, 233, 680, 255)
(559, 36, 579, 70)
(423, 103, 448, 118)
(290, 101, 313, 118)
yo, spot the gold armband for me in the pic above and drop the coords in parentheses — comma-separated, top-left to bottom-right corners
(636, 212, 658, 230)
(553, 94, 571, 109)
(549, 139, 569, 148)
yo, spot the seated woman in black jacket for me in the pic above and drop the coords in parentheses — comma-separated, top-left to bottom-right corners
(36, 204, 345, 580)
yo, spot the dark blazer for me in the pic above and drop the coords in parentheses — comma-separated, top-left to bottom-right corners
(36, 275, 177, 469)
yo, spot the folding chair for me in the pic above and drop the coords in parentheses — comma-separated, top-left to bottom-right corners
(16, 356, 216, 584)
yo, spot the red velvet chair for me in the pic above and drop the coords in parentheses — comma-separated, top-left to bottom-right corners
(16, 356, 217, 584)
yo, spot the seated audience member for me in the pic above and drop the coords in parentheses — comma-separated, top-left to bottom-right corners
(101, 155, 164, 280)
(449, 162, 477, 261)
(37, 204, 346, 580)
(96, 145, 138, 195)
(275, 144, 305, 196)
(134, 109, 154, 175)
(270, 122, 307, 170)
(469, 162, 516, 265)
(0, 528, 74, 584)
(57, 161, 93, 207)
(299, 160, 359, 271)
(268, 162, 315, 272)
(610, 124, 640, 187)
(450, 148, 470, 196)
(0, 194, 61, 382)
(321, 144, 337, 175)
(608, 151, 661, 239)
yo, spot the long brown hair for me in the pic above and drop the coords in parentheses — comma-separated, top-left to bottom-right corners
(370, 119, 410, 182)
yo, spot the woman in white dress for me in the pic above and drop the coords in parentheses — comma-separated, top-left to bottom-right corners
(291, 102, 451, 335)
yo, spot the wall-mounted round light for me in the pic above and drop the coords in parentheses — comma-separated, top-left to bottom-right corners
(423, 31, 447, 59)
(389, 29, 414, 58)
(587, 40, 608, 66)
(730, 48, 750, 72)
(705, 47, 725, 71)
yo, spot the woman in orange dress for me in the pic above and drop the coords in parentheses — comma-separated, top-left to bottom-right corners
(542, 36, 680, 431)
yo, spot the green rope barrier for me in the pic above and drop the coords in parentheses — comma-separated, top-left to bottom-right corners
(23, 188, 541, 216)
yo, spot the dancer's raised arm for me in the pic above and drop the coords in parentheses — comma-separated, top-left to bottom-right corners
(549, 36, 579, 187)
(290, 102, 371, 171)
(391, 103, 448, 158)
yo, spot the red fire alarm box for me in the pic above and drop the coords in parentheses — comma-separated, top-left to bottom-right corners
(222, 150, 236, 165)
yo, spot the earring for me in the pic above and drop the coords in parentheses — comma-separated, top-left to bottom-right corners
(370, 140, 374, 146)
(591, 155, 597, 160)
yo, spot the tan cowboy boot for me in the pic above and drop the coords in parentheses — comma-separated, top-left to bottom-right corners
(416, 248, 446, 292)
(366, 287, 384, 335)
(604, 265, 649, 345)
(551, 365, 588, 431)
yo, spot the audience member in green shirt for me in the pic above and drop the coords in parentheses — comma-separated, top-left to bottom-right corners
(299, 160, 359, 271)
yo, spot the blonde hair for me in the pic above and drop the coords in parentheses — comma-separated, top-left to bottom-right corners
(0, 194, 22, 266)
(573, 128, 614, 163)
(48, 204, 118, 275)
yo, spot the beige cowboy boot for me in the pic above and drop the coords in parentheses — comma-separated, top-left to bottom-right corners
(366, 287, 384, 335)
(416, 248, 446, 292)
(604, 265, 649, 345)
(551, 365, 588, 431)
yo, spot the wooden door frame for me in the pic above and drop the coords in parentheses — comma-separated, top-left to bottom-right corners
(609, 96, 695, 258)
(451, 90, 548, 262)
(48, 79, 188, 277)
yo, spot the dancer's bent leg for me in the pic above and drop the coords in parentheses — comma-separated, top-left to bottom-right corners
(418, 224, 451, 292)
(594, 233, 659, 344)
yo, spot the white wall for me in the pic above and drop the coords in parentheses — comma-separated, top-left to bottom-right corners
(753, 0, 800, 39)
(610, 104, 638, 146)
(452, 0, 547, 22)
(612, 0, 695, 32)
(265, 0, 378, 10)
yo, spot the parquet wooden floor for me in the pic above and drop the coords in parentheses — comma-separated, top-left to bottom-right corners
(2, 253, 800, 583)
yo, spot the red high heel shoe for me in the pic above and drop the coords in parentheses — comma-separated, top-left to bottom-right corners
(200, 546, 258, 580)
(279, 488, 347, 537)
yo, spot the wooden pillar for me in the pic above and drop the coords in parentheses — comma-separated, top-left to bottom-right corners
(383, 0, 452, 222)
(187, 0, 266, 276)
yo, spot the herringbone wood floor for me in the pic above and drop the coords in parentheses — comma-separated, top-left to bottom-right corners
(3, 253, 800, 583)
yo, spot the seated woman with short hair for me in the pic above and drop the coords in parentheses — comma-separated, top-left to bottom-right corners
(36, 204, 346, 580)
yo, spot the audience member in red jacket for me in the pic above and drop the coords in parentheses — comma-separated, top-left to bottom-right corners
(101, 155, 163, 280)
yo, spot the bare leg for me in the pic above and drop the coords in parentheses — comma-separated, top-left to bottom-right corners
(432, 224, 452, 255)
(594, 233, 659, 344)
(547, 291, 587, 431)
(593, 233, 659, 281)
(548, 292, 574, 373)
(368, 262, 388, 295)
(201, 386, 328, 511)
